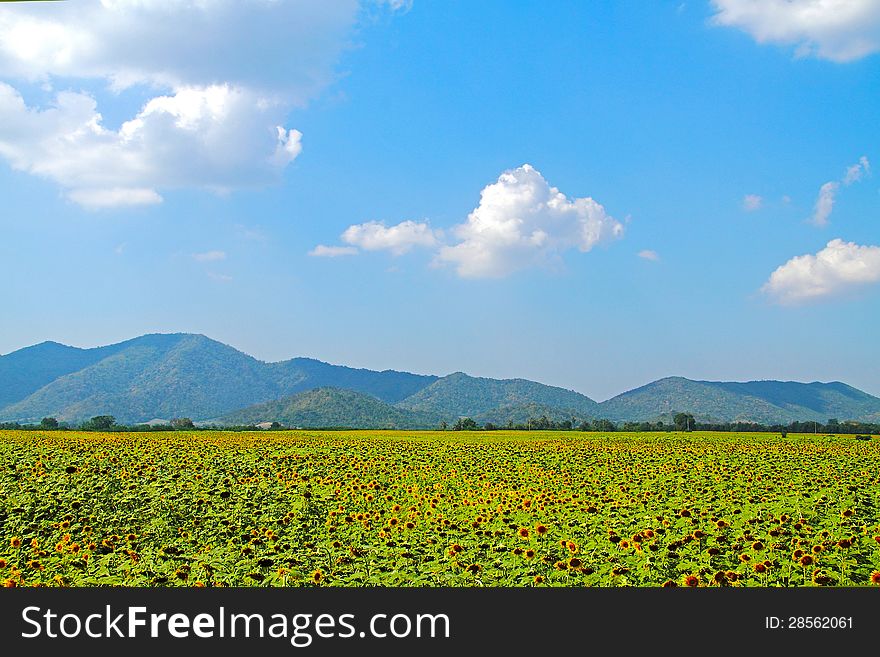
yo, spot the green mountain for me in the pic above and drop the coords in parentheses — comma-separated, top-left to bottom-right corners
(598, 377, 880, 424)
(0, 334, 435, 424)
(2, 334, 879, 427)
(270, 357, 436, 404)
(395, 371, 600, 418)
(217, 387, 444, 429)
(0, 334, 276, 423)
(0, 340, 126, 409)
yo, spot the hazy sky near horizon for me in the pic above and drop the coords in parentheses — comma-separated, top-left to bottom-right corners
(1, 1, 878, 400)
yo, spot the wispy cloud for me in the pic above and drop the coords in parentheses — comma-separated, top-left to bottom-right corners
(843, 156, 871, 186)
(810, 156, 870, 227)
(811, 181, 840, 227)
(309, 245, 359, 258)
(742, 194, 763, 212)
(193, 250, 227, 263)
(638, 250, 660, 261)
(235, 224, 268, 242)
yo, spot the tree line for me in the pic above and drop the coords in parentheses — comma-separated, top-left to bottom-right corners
(445, 412, 878, 435)
(0, 412, 877, 435)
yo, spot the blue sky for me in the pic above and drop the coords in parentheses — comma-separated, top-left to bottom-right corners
(0, 1, 878, 400)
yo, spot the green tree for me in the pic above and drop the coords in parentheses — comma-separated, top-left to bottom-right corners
(452, 417, 479, 431)
(171, 417, 195, 429)
(673, 412, 695, 431)
(40, 417, 59, 430)
(592, 418, 616, 432)
(84, 415, 116, 430)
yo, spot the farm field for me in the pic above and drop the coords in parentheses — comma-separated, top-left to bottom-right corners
(1, 429, 879, 587)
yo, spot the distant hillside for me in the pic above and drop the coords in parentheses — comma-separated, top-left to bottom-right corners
(2, 333, 879, 426)
(474, 403, 595, 427)
(269, 358, 436, 404)
(0, 334, 436, 424)
(599, 377, 880, 424)
(218, 387, 443, 429)
(0, 340, 125, 409)
(395, 372, 600, 419)
(0, 334, 277, 423)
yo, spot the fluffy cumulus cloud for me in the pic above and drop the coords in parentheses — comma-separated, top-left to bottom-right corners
(0, 1, 401, 207)
(341, 220, 440, 255)
(761, 238, 880, 304)
(435, 165, 624, 278)
(810, 156, 870, 226)
(711, 0, 880, 62)
(313, 165, 624, 278)
(0, 83, 302, 207)
(0, 0, 361, 97)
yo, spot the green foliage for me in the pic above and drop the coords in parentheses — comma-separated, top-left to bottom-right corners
(219, 388, 444, 430)
(451, 417, 479, 431)
(396, 372, 600, 419)
(674, 412, 696, 431)
(83, 415, 116, 430)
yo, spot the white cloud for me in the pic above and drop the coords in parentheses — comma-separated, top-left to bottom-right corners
(69, 188, 163, 209)
(378, 0, 413, 11)
(811, 181, 839, 227)
(0, 1, 361, 98)
(0, 83, 302, 207)
(0, 1, 401, 206)
(809, 156, 871, 226)
(193, 250, 226, 262)
(638, 249, 660, 261)
(207, 271, 233, 282)
(309, 245, 359, 257)
(711, 0, 880, 62)
(235, 224, 268, 241)
(314, 165, 625, 278)
(742, 194, 763, 211)
(761, 238, 880, 304)
(341, 220, 440, 255)
(435, 164, 624, 278)
(844, 155, 871, 185)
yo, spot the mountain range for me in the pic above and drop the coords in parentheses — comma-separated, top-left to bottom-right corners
(1, 333, 878, 428)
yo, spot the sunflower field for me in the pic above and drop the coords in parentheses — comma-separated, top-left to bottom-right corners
(1, 429, 879, 587)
